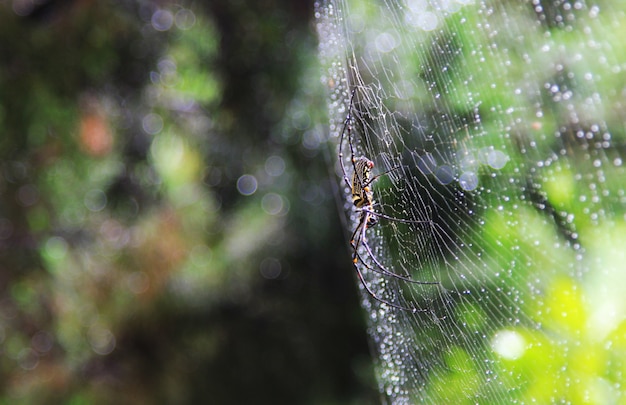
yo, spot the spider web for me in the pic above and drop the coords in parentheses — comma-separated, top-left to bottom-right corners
(316, 0, 626, 403)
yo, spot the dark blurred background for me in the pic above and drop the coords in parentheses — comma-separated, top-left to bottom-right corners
(0, 1, 379, 403)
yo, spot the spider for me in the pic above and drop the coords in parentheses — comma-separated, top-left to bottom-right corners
(338, 91, 439, 313)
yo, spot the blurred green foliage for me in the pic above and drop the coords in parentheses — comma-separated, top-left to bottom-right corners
(0, 1, 377, 404)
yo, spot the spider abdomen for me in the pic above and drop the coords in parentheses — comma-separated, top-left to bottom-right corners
(351, 157, 374, 208)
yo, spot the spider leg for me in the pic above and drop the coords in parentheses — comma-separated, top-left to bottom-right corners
(352, 260, 428, 313)
(364, 165, 403, 188)
(351, 211, 432, 313)
(338, 89, 358, 189)
(349, 212, 367, 262)
(364, 207, 433, 226)
(352, 208, 375, 262)
(358, 240, 439, 285)
(358, 208, 439, 285)
(353, 209, 438, 283)
(353, 249, 433, 284)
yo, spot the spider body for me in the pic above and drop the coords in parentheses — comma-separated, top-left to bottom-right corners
(351, 157, 374, 208)
(351, 157, 378, 228)
(338, 90, 439, 313)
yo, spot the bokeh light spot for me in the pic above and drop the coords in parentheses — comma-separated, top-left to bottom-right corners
(17, 184, 39, 207)
(262, 193, 287, 216)
(175, 9, 196, 30)
(492, 330, 526, 360)
(142, 113, 164, 135)
(88, 326, 116, 355)
(260, 257, 282, 279)
(43, 236, 68, 263)
(265, 155, 286, 177)
(152, 9, 174, 31)
(459, 171, 479, 191)
(237, 175, 258, 196)
(435, 165, 455, 184)
(84, 189, 107, 212)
